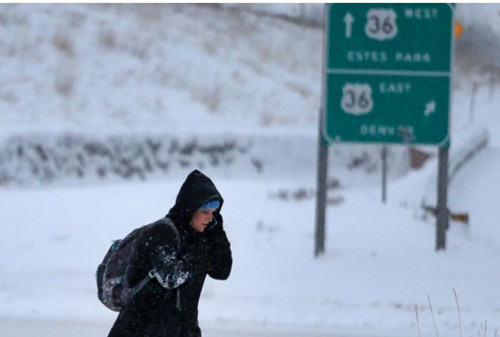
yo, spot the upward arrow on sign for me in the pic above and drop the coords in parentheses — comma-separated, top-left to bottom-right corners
(344, 13, 354, 38)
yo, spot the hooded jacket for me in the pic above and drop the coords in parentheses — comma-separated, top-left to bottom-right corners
(108, 170, 232, 337)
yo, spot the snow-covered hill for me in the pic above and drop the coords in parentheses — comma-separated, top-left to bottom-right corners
(1, 3, 500, 188)
(1, 4, 321, 130)
(1, 3, 411, 188)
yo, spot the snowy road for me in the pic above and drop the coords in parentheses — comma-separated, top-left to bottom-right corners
(0, 317, 365, 337)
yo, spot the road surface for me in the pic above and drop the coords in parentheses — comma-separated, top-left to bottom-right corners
(0, 317, 365, 337)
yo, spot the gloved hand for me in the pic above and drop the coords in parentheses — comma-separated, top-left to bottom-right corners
(182, 248, 207, 276)
(181, 234, 211, 276)
(206, 212, 223, 235)
(203, 212, 231, 279)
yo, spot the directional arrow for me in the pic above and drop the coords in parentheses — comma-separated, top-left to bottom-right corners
(344, 13, 354, 38)
(424, 100, 436, 116)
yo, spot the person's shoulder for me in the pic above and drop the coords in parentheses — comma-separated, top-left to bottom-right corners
(147, 217, 179, 240)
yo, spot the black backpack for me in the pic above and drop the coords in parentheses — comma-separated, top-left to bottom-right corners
(96, 217, 179, 312)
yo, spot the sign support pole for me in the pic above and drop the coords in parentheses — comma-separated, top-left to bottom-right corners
(315, 109, 328, 257)
(436, 146, 449, 250)
(381, 146, 388, 203)
(315, 6, 329, 258)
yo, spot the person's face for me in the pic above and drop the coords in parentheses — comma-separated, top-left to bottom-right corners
(191, 208, 217, 233)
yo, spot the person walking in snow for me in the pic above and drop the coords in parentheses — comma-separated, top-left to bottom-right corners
(107, 169, 232, 337)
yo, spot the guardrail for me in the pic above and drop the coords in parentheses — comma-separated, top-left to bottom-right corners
(421, 128, 489, 224)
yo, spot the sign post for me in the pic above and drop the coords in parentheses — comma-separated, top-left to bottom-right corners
(315, 109, 328, 257)
(436, 146, 449, 250)
(315, 4, 453, 256)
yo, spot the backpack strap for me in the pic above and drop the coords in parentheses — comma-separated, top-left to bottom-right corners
(130, 217, 180, 298)
(160, 217, 182, 311)
(164, 217, 180, 244)
(158, 217, 183, 311)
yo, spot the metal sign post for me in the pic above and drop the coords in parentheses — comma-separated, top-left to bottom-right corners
(315, 5, 329, 257)
(315, 109, 328, 257)
(436, 146, 449, 250)
(381, 146, 387, 203)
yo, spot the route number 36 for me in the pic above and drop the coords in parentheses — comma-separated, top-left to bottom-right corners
(340, 83, 373, 116)
(365, 8, 398, 41)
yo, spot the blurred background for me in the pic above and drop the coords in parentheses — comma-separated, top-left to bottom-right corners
(0, 3, 497, 188)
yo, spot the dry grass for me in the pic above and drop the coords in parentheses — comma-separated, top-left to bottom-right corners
(415, 291, 498, 337)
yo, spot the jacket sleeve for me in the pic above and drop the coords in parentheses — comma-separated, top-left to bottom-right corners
(145, 225, 191, 289)
(206, 228, 232, 280)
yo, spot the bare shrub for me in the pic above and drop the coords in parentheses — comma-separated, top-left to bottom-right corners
(98, 26, 116, 50)
(192, 82, 222, 113)
(52, 30, 74, 57)
(54, 72, 74, 98)
(67, 10, 86, 29)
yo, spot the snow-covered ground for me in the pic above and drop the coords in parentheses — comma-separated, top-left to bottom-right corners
(1, 4, 500, 337)
(2, 160, 500, 337)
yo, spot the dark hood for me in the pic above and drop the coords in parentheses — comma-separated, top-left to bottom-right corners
(167, 170, 223, 230)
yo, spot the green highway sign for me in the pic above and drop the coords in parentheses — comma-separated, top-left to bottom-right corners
(323, 4, 453, 145)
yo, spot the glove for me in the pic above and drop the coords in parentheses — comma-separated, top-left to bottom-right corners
(182, 249, 207, 276)
(206, 212, 223, 234)
(181, 236, 210, 275)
